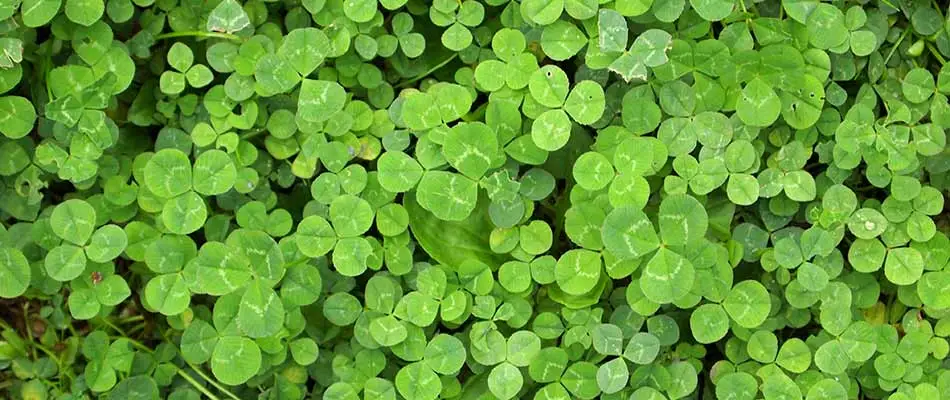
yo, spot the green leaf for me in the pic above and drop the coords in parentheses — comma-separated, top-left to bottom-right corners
(807, 4, 848, 49)
(289, 337, 319, 365)
(555, 249, 602, 295)
(564, 81, 606, 125)
(0, 247, 30, 298)
(540, 21, 587, 61)
(531, 109, 572, 152)
(238, 280, 285, 338)
(597, 9, 627, 53)
(206, 0, 250, 33)
(848, 208, 887, 239)
(144, 273, 190, 316)
(690, 303, 729, 343)
(69, 288, 101, 319)
(736, 78, 781, 127)
(192, 149, 237, 196)
(690, 0, 733, 21)
(278, 28, 329, 76)
(416, 171, 478, 221)
(608, 29, 672, 82)
(424, 334, 467, 374)
(144, 149, 192, 199)
(488, 362, 523, 400)
(641, 248, 695, 304)
(21, 0, 62, 27)
(522, 0, 564, 25)
(776, 338, 812, 373)
(623, 332, 660, 364)
(780, 74, 825, 129)
(529, 65, 570, 108)
(602, 206, 659, 260)
(85, 224, 127, 262)
(51, 199, 97, 245)
(298, 80, 346, 124)
(715, 373, 758, 400)
(343, 0, 377, 22)
(723, 280, 771, 328)
(162, 191, 208, 235)
(395, 362, 441, 400)
(370, 315, 408, 346)
(902, 68, 935, 104)
(294, 216, 337, 257)
(377, 151, 424, 193)
(0, 96, 36, 138)
(596, 357, 628, 394)
(573, 151, 614, 191)
(180, 319, 218, 364)
(443, 122, 498, 179)
(658, 194, 708, 246)
(211, 336, 261, 385)
(884, 247, 923, 286)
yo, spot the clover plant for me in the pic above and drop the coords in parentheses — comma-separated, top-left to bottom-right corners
(0, 0, 949, 398)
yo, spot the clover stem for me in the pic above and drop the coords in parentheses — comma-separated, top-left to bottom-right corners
(24, 303, 37, 360)
(183, 360, 243, 400)
(118, 334, 241, 400)
(176, 369, 222, 400)
(33, 341, 59, 361)
(43, 42, 54, 101)
(284, 257, 312, 269)
(239, 127, 267, 140)
(883, 29, 911, 65)
(99, 317, 128, 336)
(32, 341, 73, 382)
(155, 31, 242, 42)
(126, 323, 147, 336)
(395, 54, 459, 88)
(116, 336, 153, 352)
(118, 315, 145, 324)
(159, 330, 243, 400)
(927, 43, 947, 65)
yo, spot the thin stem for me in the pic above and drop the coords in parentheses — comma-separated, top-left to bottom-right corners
(284, 257, 312, 269)
(239, 127, 267, 141)
(883, 29, 911, 65)
(117, 315, 145, 324)
(112, 335, 240, 400)
(116, 337, 153, 353)
(98, 317, 128, 337)
(126, 323, 146, 336)
(927, 43, 947, 66)
(33, 342, 60, 362)
(184, 360, 242, 400)
(24, 304, 37, 360)
(176, 369, 221, 400)
(395, 54, 459, 88)
(155, 31, 242, 42)
(161, 330, 240, 400)
(33, 341, 74, 382)
(43, 43, 53, 101)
